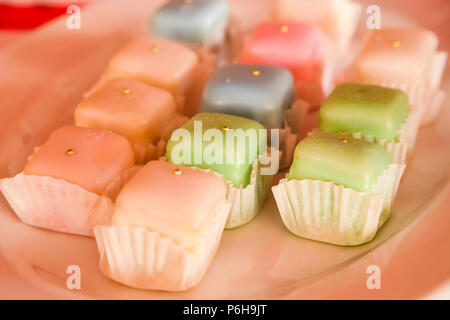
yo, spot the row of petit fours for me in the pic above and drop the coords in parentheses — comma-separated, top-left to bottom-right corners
(0, 0, 447, 292)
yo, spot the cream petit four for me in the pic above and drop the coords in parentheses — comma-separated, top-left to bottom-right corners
(151, 0, 230, 49)
(166, 113, 276, 229)
(239, 21, 337, 106)
(319, 83, 421, 164)
(350, 28, 447, 126)
(200, 64, 308, 168)
(0, 126, 138, 237)
(87, 37, 209, 116)
(75, 78, 187, 164)
(94, 160, 231, 291)
(274, 0, 362, 57)
(272, 132, 405, 246)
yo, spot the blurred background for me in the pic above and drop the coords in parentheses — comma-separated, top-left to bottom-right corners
(0, 0, 449, 49)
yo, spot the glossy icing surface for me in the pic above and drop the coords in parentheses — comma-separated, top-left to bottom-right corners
(200, 64, 294, 128)
(288, 132, 391, 192)
(75, 78, 177, 147)
(106, 37, 199, 97)
(24, 126, 134, 195)
(320, 83, 409, 140)
(239, 21, 331, 83)
(166, 113, 264, 188)
(356, 28, 439, 83)
(111, 160, 228, 248)
(151, 0, 230, 47)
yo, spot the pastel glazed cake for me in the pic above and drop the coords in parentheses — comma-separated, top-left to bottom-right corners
(112, 160, 228, 249)
(75, 78, 180, 163)
(200, 64, 295, 128)
(166, 112, 265, 188)
(151, 0, 230, 48)
(95, 160, 230, 291)
(272, 132, 405, 246)
(320, 83, 409, 141)
(239, 21, 336, 106)
(0, 126, 135, 236)
(288, 132, 390, 193)
(274, 0, 361, 55)
(24, 126, 134, 195)
(356, 28, 439, 87)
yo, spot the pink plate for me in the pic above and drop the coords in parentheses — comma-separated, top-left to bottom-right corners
(0, 0, 449, 299)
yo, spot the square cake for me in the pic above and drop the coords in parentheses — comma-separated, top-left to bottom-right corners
(200, 64, 295, 128)
(24, 126, 134, 195)
(151, 0, 230, 47)
(166, 113, 265, 188)
(75, 78, 178, 162)
(239, 21, 336, 105)
(319, 83, 409, 141)
(111, 160, 228, 249)
(356, 28, 439, 86)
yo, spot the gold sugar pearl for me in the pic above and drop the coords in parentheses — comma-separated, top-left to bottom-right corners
(122, 88, 131, 95)
(340, 138, 348, 143)
(280, 25, 289, 33)
(252, 70, 260, 77)
(392, 40, 400, 48)
(66, 148, 76, 156)
(222, 125, 230, 131)
(151, 45, 159, 53)
(184, 0, 192, 4)
(173, 168, 183, 175)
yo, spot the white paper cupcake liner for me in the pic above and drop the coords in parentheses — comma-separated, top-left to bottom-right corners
(0, 167, 139, 237)
(93, 198, 232, 292)
(272, 163, 405, 246)
(225, 148, 277, 229)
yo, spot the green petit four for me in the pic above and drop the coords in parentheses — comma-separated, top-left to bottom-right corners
(320, 83, 409, 141)
(288, 132, 391, 192)
(166, 113, 265, 188)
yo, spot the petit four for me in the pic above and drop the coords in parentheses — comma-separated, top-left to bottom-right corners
(166, 113, 276, 228)
(0, 126, 137, 236)
(201, 64, 295, 128)
(151, 0, 230, 48)
(200, 64, 306, 168)
(350, 28, 447, 126)
(272, 132, 405, 246)
(319, 83, 420, 163)
(239, 21, 337, 106)
(75, 78, 186, 163)
(274, 0, 362, 56)
(94, 160, 231, 291)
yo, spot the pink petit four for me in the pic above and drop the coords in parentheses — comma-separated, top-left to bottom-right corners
(239, 21, 336, 106)
(94, 160, 231, 291)
(75, 78, 185, 163)
(0, 126, 137, 236)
